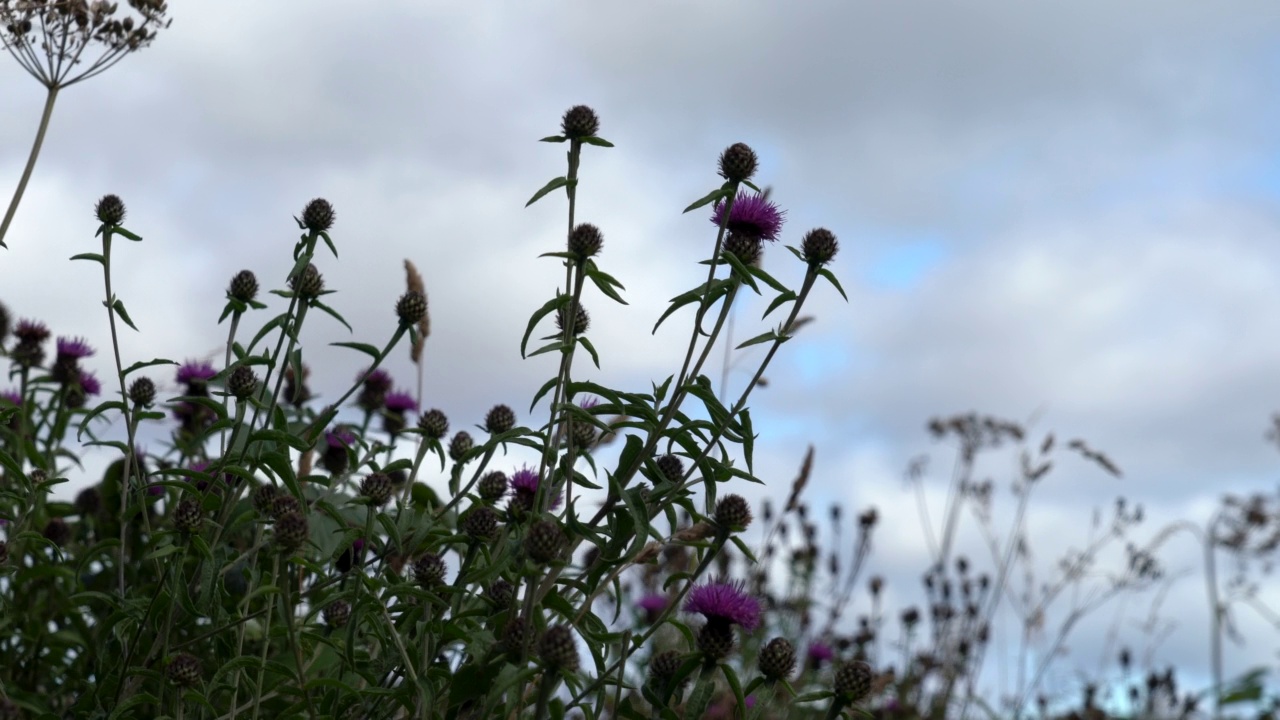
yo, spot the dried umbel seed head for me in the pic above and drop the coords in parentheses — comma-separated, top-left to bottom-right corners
(227, 365, 259, 400)
(697, 620, 736, 660)
(561, 105, 600, 139)
(648, 649, 685, 689)
(525, 519, 566, 564)
(271, 493, 301, 520)
(555, 301, 590, 336)
(360, 473, 393, 506)
(801, 228, 839, 267)
(723, 232, 763, 267)
(463, 506, 499, 540)
(43, 518, 70, 547)
(414, 552, 447, 588)
(252, 485, 278, 516)
(568, 222, 604, 259)
(290, 263, 325, 299)
(75, 486, 102, 516)
(396, 290, 427, 326)
(95, 194, 126, 226)
(449, 431, 474, 461)
(537, 625, 580, 671)
(759, 637, 797, 681)
(418, 408, 448, 439)
(656, 453, 684, 484)
(714, 494, 753, 532)
(173, 499, 203, 533)
(718, 143, 759, 183)
(833, 660, 873, 702)
(127, 377, 156, 407)
(485, 404, 516, 434)
(274, 511, 310, 552)
(301, 198, 336, 232)
(487, 579, 515, 609)
(478, 471, 509, 502)
(324, 600, 351, 629)
(228, 269, 259, 303)
(166, 653, 202, 688)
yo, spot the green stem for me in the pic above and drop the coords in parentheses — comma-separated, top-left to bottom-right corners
(0, 86, 58, 249)
(250, 556, 279, 720)
(532, 669, 558, 720)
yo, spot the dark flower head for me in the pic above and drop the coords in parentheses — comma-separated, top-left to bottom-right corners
(561, 105, 600, 139)
(637, 593, 668, 623)
(56, 336, 95, 361)
(684, 580, 761, 630)
(77, 371, 102, 397)
(807, 641, 835, 664)
(356, 367, 393, 411)
(13, 319, 50, 343)
(176, 361, 217, 390)
(710, 191, 785, 242)
(384, 390, 417, 414)
(95, 194, 126, 226)
(0, 390, 20, 407)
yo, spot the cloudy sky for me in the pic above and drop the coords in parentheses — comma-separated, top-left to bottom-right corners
(2, 0, 1280, 710)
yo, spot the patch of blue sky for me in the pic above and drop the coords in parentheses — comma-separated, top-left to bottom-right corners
(865, 235, 948, 291)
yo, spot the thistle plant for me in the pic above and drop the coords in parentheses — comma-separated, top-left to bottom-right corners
(0, 0, 171, 249)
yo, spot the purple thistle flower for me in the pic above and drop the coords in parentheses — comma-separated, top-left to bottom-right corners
(148, 482, 165, 497)
(13, 319, 49, 342)
(56, 336, 95, 360)
(326, 427, 356, 449)
(710, 191, 786, 242)
(684, 580, 761, 630)
(637, 593, 668, 623)
(78, 371, 101, 397)
(176, 360, 217, 388)
(807, 641, 835, 664)
(384, 390, 417, 414)
(510, 464, 562, 510)
(0, 389, 20, 406)
(358, 367, 392, 389)
(578, 396, 599, 410)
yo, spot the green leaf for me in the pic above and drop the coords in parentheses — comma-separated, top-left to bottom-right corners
(762, 289, 798, 319)
(70, 252, 105, 264)
(584, 264, 628, 305)
(735, 329, 782, 350)
(652, 280, 730, 334)
(112, 297, 140, 331)
(739, 409, 755, 472)
(577, 336, 601, 369)
(251, 429, 311, 453)
(331, 341, 382, 359)
(311, 300, 352, 332)
(818, 267, 849, 301)
(580, 135, 614, 147)
(540, 135, 568, 143)
(521, 294, 572, 358)
(525, 175, 571, 207)
(682, 187, 728, 214)
(529, 376, 560, 413)
(122, 358, 177, 377)
(717, 251, 760, 294)
(113, 226, 143, 241)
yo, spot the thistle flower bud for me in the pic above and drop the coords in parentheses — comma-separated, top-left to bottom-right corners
(478, 471, 509, 502)
(561, 105, 600, 139)
(525, 519, 566, 564)
(759, 637, 797, 681)
(449, 431, 474, 462)
(418, 408, 448, 439)
(485, 404, 516, 434)
(568, 222, 604, 259)
(656, 453, 684, 483)
(228, 269, 259, 303)
(271, 494, 301, 520)
(570, 418, 596, 449)
(718, 143, 759, 183)
(75, 486, 101, 516)
(165, 653, 201, 688)
(361, 472, 393, 506)
(396, 290, 427, 326)
(555, 301, 589, 336)
(463, 506, 499, 540)
(173, 498, 203, 533)
(324, 600, 351, 629)
(414, 552, 447, 588)
(95, 194, 126, 226)
(487, 579, 515, 609)
(301, 198, 336, 232)
(723, 232, 762, 267)
(697, 621, 736, 660)
(537, 625, 580, 671)
(833, 660, 873, 702)
(714, 494, 753, 532)
(501, 615, 533, 661)
(274, 510, 310, 552)
(290, 263, 324, 299)
(801, 228, 838, 267)
(128, 376, 156, 407)
(227, 365, 259, 399)
(252, 485, 278, 516)
(43, 518, 70, 547)
(648, 650, 686, 691)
